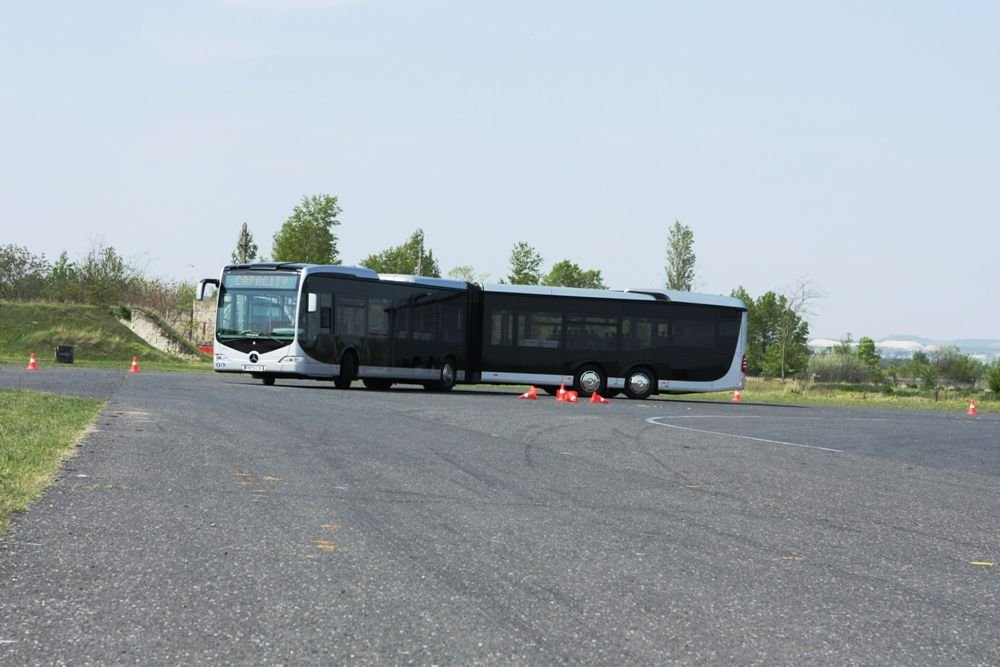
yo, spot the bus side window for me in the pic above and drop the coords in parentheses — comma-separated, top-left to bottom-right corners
(320, 293, 333, 333)
(518, 312, 561, 348)
(441, 301, 464, 343)
(566, 314, 615, 351)
(337, 296, 366, 336)
(490, 310, 514, 346)
(369, 298, 390, 335)
(673, 319, 715, 348)
(719, 316, 740, 345)
(391, 299, 410, 340)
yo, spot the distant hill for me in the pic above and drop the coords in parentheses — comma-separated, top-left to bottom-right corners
(809, 335, 1000, 361)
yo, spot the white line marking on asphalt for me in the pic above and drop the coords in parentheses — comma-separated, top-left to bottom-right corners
(659, 415, 887, 422)
(645, 417, 844, 453)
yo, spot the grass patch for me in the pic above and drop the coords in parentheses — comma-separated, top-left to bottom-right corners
(0, 301, 211, 372)
(692, 377, 993, 412)
(0, 389, 104, 534)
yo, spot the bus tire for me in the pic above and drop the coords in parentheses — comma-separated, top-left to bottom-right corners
(624, 367, 654, 400)
(335, 351, 357, 389)
(426, 357, 457, 392)
(575, 364, 606, 397)
(262, 376, 276, 386)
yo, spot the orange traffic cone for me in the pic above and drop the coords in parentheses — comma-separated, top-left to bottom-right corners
(26, 353, 38, 371)
(519, 386, 539, 400)
(967, 399, 977, 416)
(565, 390, 579, 403)
(130, 356, 140, 373)
(732, 390, 742, 402)
(556, 384, 567, 402)
(590, 392, 609, 404)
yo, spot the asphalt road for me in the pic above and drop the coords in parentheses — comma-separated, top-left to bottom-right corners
(1, 367, 998, 665)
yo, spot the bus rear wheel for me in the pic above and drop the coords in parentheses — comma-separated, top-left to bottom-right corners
(335, 352, 357, 389)
(624, 367, 654, 400)
(425, 358, 456, 392)
(575, 364, 606, 397)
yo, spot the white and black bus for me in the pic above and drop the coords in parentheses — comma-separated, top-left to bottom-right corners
(198, 263, 747, 399)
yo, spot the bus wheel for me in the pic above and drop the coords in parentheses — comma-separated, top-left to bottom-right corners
(262, 376, 276, 386)
(575, 364, 606, 397)
(335, 352, 357, 389)
(624, 367, 654, 400)
(427, 358, 456, 392)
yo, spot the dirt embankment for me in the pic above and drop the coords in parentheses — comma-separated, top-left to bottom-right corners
(119, 311, 200, 360)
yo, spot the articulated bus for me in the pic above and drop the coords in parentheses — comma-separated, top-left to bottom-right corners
(197, 263, 747, 399)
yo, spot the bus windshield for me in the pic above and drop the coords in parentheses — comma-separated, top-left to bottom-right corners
(217, 272, 299, 340)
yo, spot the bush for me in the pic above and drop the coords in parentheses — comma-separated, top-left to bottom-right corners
(807, 352, 874, 384)
(933, 345, 983, 385)
(985, 360, 1000, 395)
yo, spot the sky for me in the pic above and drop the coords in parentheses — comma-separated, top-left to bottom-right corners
(1, 1, 997, 341)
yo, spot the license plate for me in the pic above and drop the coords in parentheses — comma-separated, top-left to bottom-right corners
(243, 365, 264, 372)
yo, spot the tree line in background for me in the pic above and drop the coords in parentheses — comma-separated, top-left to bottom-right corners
(0, 242, 193, 313)
(4, 192, 998, 392)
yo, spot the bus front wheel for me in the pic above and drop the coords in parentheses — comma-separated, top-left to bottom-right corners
(262, 375, 276, 386)
(575, 364, 606, 397)
(335, 352, 357, 389)
(624, 367, 654, 400)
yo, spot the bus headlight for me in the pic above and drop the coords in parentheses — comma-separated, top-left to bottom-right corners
(279, 356, 302, 364)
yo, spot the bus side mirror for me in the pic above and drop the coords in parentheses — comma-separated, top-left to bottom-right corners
(307, 293, 318, 313)
(197, 278, 219, 301)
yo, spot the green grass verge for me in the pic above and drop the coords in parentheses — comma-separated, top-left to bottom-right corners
(692, 377, 993, 413)
(0, 389, 104, 534)
(0, 301, 211, 372)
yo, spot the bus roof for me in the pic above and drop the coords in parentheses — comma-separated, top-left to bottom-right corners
(378, 273, 469, 291)
(481, 283, 745, 309)
(482, 283, 650, 301)
(225, 263, 381, 280)
(625, 288, 746, 309)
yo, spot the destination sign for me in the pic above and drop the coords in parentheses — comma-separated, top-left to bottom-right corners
(223, 273, 299, 290)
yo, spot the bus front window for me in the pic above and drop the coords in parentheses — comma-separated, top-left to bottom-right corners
(216, 272, 299, 340)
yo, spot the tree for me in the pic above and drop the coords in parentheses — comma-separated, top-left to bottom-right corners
(664, 221, 695, 291)
(774, 277, 823, 379)
(76, 242, 140, 306)
(271, 194, 342, 264)
(856, 336, 881, 369)
(541, 260, 607, 289)
(360, 229, 440, 277)
(903, 351, 938, 390)
(0, 244, 50, 300)
(732, 286, 811, 379)
(932, 345, 982, 385)
(447, 266, 490, 283)
(507, 242, 543, 285)
(985, 358, 1000, 394)
(231, 222, 263, 264)
(45, 251, 81, 302)
(856, 336, 883, 382)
